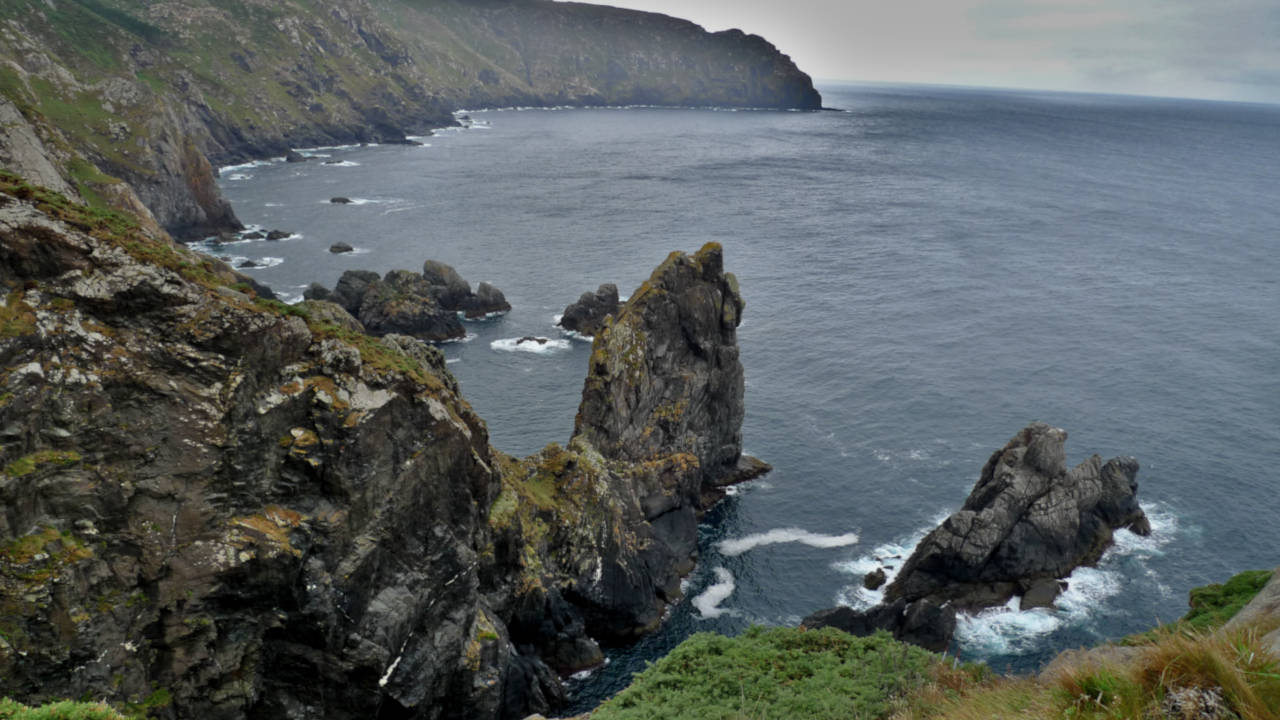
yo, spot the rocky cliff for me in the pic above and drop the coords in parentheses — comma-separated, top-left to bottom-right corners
(0, 0, 821, 237)
(0, 174, 764, 719)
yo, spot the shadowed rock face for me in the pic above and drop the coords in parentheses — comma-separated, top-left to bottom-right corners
(885, 422, 1150, 610)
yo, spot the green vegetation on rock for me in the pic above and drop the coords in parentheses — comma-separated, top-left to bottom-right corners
(0, 698, 125, 720)
(593, 627, 939, 720)
(1184, 569, 1275, 631)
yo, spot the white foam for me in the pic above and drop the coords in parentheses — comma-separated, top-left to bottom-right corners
(235, 257, 283, 270)
(692, 567, 735, 619)
(264, 202, 283, 207)
(321, 160, 360, 167)
(218, 159, 276, 175)
(718, 528, 859, 557)
(490, 337, 571, 354)
(227, 173, 252, 181)
(325, 197, 401, 206)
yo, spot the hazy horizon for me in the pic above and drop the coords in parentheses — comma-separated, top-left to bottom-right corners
(577, 0, 1280, 105)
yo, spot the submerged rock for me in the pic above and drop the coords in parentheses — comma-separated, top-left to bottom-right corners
(884, 422, 1150, 610)
(558, 283, 620, 337)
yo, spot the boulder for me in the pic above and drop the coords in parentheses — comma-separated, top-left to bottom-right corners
(558, 283, 621, 337)
(265, 229, 291, 240)
(801, 599, 956, 653)
(237, 259, 260, 268)
(864, 568, 887, 591)
(461, 280, 511, 318)
(285, 149, 307, 162)
(1019, 578, 1066, 611)
(884, 422, 1150, 610)
(421, 259, 472, 308)
(329, 242, 354, 254)
(331, 269, 381, 315)
(302, 282, 333, 302)
(330, 196, 353, 204)
(517, 336, 549, 345)
(242, 231, 265, 240)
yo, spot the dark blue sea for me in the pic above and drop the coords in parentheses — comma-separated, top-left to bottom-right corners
(214, 83, 1280, 710)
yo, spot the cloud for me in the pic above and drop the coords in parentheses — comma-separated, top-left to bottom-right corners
(580, 0, 1280, 102)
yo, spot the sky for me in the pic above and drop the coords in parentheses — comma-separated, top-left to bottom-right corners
(584, 0, 1280, 103)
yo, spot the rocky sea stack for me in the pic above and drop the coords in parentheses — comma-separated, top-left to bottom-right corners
(884, 422, 1150, 611)
(558, 283, 621, 337)
(0, 174, 765, 720)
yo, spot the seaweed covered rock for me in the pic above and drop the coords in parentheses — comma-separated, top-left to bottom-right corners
(884, 422, 1150, 610)
(558, 283, 620, 337)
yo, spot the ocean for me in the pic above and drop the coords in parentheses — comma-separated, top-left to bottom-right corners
(212, 83, 1280, 710)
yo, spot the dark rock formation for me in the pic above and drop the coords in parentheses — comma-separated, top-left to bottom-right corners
(422, 260, 511, 318)
(802, 599, 957, 653)
(884, 422, 1150, 610)
(242, 231, 265, 240)
(265, 230, 291, 241)
(330, 242, 354, 254)
(0, 179, 768, 720)
(285, 150, 307, 163)
(575, 244, 756, 487)
(331, 197, 353, 204)
(517, 336, 549, 345)
(864, 568, 888, 591)
(559, 283, 621, 337)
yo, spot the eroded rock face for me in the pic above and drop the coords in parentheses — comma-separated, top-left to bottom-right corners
(558, 283, 620, 337)
(0, 186, 769, 719)
(0, 190, 524, 718)
(884, 422, 1150, 610)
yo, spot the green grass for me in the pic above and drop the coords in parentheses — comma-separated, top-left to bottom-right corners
(1122, 568, 1274, 644)
(593, 627, 938, 720)
(2, 450, 82, 478)
(0, 699, 125, 720)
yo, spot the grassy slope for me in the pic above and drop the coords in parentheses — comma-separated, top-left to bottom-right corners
(587, 570, 1279, 720)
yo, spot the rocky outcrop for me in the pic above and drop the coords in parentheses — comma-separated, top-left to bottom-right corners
(802, 600, 957, 653)
(0, 177, 767, 719)
(575, 244, 766, 488)
(305, 261, 509, 341)
(0, 0, 821, 237)
(884, 422, 1150, 610)
(558, 283, 621, 337)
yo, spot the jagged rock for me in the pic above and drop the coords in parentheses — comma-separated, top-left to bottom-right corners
(517, 336, 549, 345)
(303, 282, 333, 302)
(285, 149, 307, 162)
(884, 422, 1150, 610)
(801, 599, 957, 653)
(357, 270, 465, 341)
(330, 242, 354, 254)
(0, 189, 503, 719)
(242, 230, 265, 240)
(297, 299, 365, 335)
(422, 259, 472, 308)
(575, 243, 752, 485)
(462, 280, 511, 318)
(265, 229, 291, 240)
(330, 196, 353, 204)
(331, 269, 381, 315)
(864, 568, 887, 591)
(237, 259, 259, 268)
(558, 283, 620, 337)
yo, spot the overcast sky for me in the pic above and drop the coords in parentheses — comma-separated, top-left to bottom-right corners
(586, 0, 1280, 103)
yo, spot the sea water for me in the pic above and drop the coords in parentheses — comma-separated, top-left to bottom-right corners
(215, 84, 1280, 709)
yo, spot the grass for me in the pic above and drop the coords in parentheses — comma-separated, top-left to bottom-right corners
(0, 699, 125, 720)
(893, 622, 1280, 720)
(3, 450, 82, 478)
(593, 627, 938, 720)
(1123, 568, 1275, 644)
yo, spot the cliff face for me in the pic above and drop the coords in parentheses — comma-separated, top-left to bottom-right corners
(0, 0, 821, 236)
(0, 175, 764, 719)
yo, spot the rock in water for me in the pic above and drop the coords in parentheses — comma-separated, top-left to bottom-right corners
(884, 422, 1150, 610)
(801, 600, 956, 653)
(329, 242, 354, 254)
(330, 196, 353, 204)
(559, 283, 621, 337)
(286, 149, 307, 162)
(575, 243, 758, 486)
(357, 269, 465, 340)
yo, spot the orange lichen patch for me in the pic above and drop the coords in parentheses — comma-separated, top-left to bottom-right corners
(228, 505, 306, 558)
(278, 380, 304, 395)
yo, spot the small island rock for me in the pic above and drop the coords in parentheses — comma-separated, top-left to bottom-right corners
(265, 229, 291, 240)
(864, 568, 888, 591)
(330, 196, 353, 204)
(285, 149, 307, 162)
(558, 283, 620, 337)
(329, 242, 354, 254)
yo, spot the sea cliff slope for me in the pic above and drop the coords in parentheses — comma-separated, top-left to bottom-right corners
(0, 0, 820, 236)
